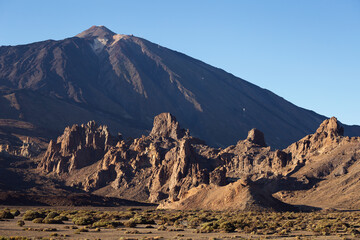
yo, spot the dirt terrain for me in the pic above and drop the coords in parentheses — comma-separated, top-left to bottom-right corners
(1, 207, 360, 240)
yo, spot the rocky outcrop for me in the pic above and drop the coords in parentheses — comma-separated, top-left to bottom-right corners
(149, 113, 186, 140)
(0, 137, 41, 158)
(39, 121, 115, 174)
(160, 116, 360, 210)
(285, 117, 345, 159)
(40, 113, 221, 202)
(273, 118, 360, 209)
(246, 128, 267, 147)
(39, 114, 360, 210)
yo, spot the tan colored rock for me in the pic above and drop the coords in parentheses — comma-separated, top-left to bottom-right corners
(38, 114, 360, 211)
(150, 113, 186, 140)
(39, 121, 114, 173)
(246, 128, 267, 147)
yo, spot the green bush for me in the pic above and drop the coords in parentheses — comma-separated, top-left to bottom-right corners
(130, 215, 155, 224)
(23, 210, 45, 221)
(32, 218, 44, 223)
(124, 220, 137, 228)
(43, 217, 63, 224)
(219, 221, 236, 232)
(46, 211, 59, 219)
(72, 216, 95, 226)
(157, 225, 167, 231)
(75, 227, 88, 233)
(92, 220, 123, 228)
(199, 221, 219, 233)
(17, 220, 25, 227)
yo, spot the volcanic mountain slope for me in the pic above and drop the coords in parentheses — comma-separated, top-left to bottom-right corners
(1, 25, 359, 149)
(39, 113, 360, 210)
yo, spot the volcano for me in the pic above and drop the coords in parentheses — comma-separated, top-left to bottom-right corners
(0, 25, 359, 148)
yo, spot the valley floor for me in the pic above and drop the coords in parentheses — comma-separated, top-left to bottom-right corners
(0, 206, 359, 240)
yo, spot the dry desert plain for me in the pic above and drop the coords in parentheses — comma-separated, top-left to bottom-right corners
(1, 206, 360, 240)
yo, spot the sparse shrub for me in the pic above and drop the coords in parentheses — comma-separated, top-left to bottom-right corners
(46, 211, 59, 219)
(23, 210, 45, 221)
(128, 207, 142, 211)
(279, 229, 289, 235)
(17, 220, 25, 227)
(75, 227, 88, 233)
(11, 210, 20, 216)
(72, 216, 95, 225)
(43, 217, 63, 224)
(32, 218, 44, 223)
(124, 229, 140, 234)
(187, 217, 201, 228)
(43, 227, 57, 231)
(54, 215, 68, 221)
(0, 210, 14, 219)
(124, 219, 137, 228)
(130, 215, 155, 224)
(219, 221, 236, 232)
(199, 221, 218, 233)
(157, 225, 167, 231)
(92, 220, 123, 228)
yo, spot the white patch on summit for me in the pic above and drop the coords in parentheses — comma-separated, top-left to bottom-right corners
(91, 38, 108, 54)
(111, 34, 126, 46)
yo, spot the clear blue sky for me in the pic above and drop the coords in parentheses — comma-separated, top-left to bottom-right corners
(1, 0, 359, 125)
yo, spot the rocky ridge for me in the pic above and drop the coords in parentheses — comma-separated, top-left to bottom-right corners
(40, 113, 222, 203)
(39, 113, 360, 210)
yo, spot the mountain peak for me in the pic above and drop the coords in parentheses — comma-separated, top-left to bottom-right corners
(76, 25, 116, 39)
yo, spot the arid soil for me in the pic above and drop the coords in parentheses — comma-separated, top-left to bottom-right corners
(1, 207, 360, 240)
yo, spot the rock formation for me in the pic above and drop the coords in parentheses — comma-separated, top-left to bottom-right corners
(162, 116, 360, 210)
(39, 114, 360, 210)
(0, 137, 42, 158)
(40, 113, 221, 202)
(39, 121, 115, 174)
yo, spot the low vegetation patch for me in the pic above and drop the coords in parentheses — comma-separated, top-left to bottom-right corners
(2, 207, 360, 238)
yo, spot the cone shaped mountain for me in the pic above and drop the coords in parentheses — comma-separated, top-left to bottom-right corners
(0, 25, 359, 149)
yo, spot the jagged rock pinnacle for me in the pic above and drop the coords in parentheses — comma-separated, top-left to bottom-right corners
(150, 113, 186, 140)
(246, 128, 267, 147)
(316, 117, 344, 137)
